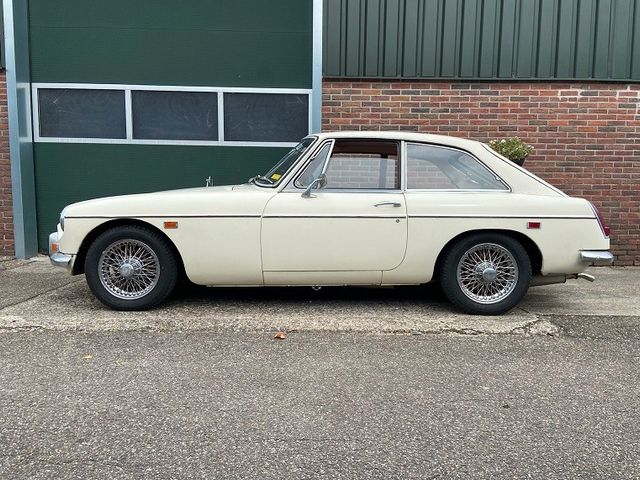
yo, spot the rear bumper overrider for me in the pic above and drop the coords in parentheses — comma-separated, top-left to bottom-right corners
(579, 250, 614, 266)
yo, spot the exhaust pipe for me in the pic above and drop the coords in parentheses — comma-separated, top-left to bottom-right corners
(530, 272, 595, 287)
(576, 273, 595, 282)
(566, 273, 596, 282)
(530, 274, 566, 287)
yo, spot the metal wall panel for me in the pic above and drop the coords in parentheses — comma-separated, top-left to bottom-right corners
(29, 0, 312, 87)
(4, 0, 38, 257)
(323, 0, 640, 80)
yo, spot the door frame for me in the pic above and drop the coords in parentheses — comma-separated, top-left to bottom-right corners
(260, 138, 409, 282)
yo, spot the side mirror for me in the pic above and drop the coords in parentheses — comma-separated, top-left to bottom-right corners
(318, 172, 328, 188)
(301, 173, 327, 198)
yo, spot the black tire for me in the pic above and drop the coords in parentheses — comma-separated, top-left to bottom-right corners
(439, 233, 531, 315)
(85, 225, 178, 311)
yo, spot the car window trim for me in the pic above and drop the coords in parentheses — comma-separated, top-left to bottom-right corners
(285, 138, 403, 192)
(281, 138, 334, 191)
(292, 140, 335, 189)
(254, 135, 319, 188)
(404, 141, 511, 192)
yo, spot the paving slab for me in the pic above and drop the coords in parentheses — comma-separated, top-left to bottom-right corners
(519, 266, 640, 317)
(0, 257, 82, 310)
(0, 256, 637, 336)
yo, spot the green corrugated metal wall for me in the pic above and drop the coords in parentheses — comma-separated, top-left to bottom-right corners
(324, 0, 640, 81)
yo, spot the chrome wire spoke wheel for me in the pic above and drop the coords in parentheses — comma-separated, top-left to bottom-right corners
(98, 239, 160, 300)
(456, 243, 519, 305)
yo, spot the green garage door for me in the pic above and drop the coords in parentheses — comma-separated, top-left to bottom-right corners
(28, 0, 316, 249)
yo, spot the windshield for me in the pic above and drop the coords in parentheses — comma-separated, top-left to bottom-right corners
(253, 137, 316, 186)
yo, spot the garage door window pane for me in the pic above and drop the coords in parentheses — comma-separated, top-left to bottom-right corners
(132, 91, 219, 141)
(224, 93, 308, 142)
(38, 89, 126, 139)
(407, 144, 507, 190)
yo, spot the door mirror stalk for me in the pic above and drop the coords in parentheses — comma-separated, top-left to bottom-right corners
(301, 173, 327, 198)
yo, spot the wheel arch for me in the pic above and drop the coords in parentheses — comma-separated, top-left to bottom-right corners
(432, 229, 542, 281)
(72, 218, 185, 277)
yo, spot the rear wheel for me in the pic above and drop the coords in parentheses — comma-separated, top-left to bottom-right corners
(440, 233, 531, 315)
(85, 225, 178, 310)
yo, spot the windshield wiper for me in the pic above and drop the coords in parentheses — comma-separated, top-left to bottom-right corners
(248, 175, 275, 185)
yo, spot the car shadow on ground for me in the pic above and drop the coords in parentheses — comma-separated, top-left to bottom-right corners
(169, 281, 448, 306)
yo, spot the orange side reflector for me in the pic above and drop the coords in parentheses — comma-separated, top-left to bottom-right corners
(50, 243, 59, 253)
(163, 221, 178, 229)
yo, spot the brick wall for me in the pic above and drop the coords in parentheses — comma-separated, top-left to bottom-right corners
(323, 80, 640, 266)
(0, 71, 13, 257)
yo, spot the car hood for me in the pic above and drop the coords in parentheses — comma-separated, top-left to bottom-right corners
(63, 183, 276, 218)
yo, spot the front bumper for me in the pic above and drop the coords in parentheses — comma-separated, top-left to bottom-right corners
(48, 232, 74, 271)
(580, 250, 614, 266)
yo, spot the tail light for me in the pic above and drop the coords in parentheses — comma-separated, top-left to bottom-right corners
(590, 202, 610, 238)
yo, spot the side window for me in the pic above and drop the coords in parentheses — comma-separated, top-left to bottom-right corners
(324, 140, 400, 189)
(407, 144, 507, 190)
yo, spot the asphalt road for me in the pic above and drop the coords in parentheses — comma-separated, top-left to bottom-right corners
(1, 331, 639, 479)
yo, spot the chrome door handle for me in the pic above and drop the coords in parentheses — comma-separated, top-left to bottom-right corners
(374, 202, 402, 207)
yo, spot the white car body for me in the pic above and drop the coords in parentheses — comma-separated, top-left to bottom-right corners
(49, 131, 612, 313)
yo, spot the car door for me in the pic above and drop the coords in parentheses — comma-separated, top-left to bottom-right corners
(261, 139, 408, 285)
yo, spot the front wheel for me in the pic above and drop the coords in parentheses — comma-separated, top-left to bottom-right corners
(439, 234, 532, 315)
(85, 225, 178, 310)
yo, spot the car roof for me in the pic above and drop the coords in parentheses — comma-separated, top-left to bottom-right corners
(312, 131, 483, 150)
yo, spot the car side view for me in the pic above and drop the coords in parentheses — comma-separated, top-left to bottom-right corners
(49, 132, 613, 315)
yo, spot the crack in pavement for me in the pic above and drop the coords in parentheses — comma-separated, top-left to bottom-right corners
(0, 319, 562, 337)
(386, 316, 564, 337)
(508, 317, 563, 336)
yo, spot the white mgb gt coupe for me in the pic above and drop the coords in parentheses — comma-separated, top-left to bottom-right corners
(49, 132, 613, 315)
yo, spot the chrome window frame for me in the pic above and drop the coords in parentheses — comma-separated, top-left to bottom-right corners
(284, 138, 404, 193)
(252, 135, 321, 189)
(277, 136, 327, 191)
(403, 142, 511, 193)
(291, 140, 335, 189)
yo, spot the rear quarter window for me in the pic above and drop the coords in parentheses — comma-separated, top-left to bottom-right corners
(407, 143, 507, 190)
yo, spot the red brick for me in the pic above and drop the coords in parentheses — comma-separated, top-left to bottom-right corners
(0, 71, 12, 257)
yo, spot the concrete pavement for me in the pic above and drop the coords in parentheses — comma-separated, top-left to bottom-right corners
(1, 256, 638, 336)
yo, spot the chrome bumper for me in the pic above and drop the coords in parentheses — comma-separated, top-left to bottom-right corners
(48, 232, 74, 271)
(580, 250, 614, 265)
